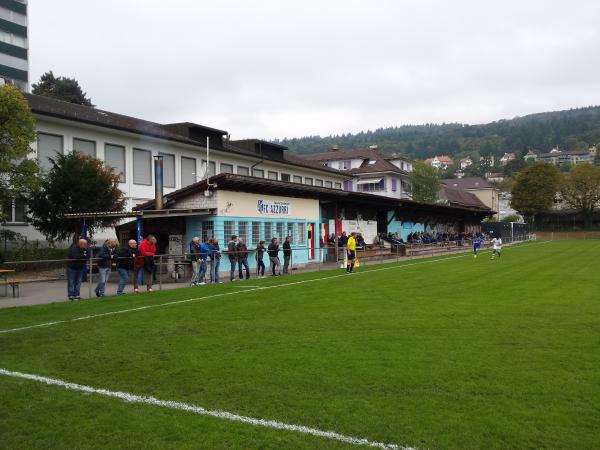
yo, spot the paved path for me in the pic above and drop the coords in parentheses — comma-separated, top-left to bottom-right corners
(0, 247, 476, 309)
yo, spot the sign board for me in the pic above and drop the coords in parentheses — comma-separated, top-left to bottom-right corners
(257, 200, 291, 215)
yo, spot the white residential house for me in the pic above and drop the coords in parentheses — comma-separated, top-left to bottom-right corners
(460, 157, 473, 169)
(2, 94, 348, 240)
(425, 155, 454, 170)
(299, 147, 413, 199)
(500, 152, 516, 165)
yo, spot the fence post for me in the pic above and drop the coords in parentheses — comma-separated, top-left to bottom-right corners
(88, 245, 93, 299)
(159, 255, 163, 291)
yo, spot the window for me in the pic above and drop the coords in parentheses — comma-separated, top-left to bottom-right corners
(304, 177, 313, 185)
(343, 180, 353, 191)
(3, 199, 26, 223)
(340, 160, 351, 170)
(252, 168, 264, 178)
(0, 30, 27, 48)
(268, 171, 278, 180)
(181, 157, 196, 187)
(37, 133, 63, 171)
(202, 221, 214, 241)
(160, 153, 175, 188)
(315, 179, 323, 187)
(133, 148, 152, 185)
(297, 223, 305, 244)
(287, 223, 295, 243)
(281, 173, 291, 182)
(276, 222, 285, 240)
(391, 179, 397, 192)
(238, 221, 248, 243)
(105, 144, 126, 182)
(73, 138, 96, 157)
(252, 221, 261, 245)
(264, 222, 273, 241)
(224, 221, 235, 240)
(237, 166, 250, 176)
(293, 175, 302, 184)
(334, 182, 342, 190)
(220, 163, 234, 174)
(360, 180, 385, 192)
(201, 160, 216, 178)
(325, 180, 333, 188)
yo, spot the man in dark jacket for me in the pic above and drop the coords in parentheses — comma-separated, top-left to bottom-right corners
(189, 237, 201, 286)
(67, 238, 88, 300)
(267, 237, 281, 276)
(255, 240, 266, 278)
(282, 236, 292, 274)
(227, 235, 238, 281)
(116, 239, 138, 295)
(95, 238, 117, 297)
(236, 238, 250, 280)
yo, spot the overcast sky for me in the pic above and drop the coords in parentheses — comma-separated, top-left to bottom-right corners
(29, 0, 600, 140)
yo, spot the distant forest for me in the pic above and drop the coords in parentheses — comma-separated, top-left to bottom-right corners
(275, 106, 600, 159)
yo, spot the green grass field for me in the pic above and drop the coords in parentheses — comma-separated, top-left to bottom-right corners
(1, 240, 599, 449)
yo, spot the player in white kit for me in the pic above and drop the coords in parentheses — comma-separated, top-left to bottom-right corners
(491, 237, 502, 259)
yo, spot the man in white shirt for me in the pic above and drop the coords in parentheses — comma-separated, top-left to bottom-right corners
(491, 237, 502, 259)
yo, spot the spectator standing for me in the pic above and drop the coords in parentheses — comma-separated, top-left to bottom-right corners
(189, 237, 201, 286)
(95, 238, 117, 297)
(135, 234, 157, 293)
(267, 237, 281, 276)
(227, 235, 238, 281)
(116, 239, 138, 295)
(209, 237, 222, 283)
(66, 238, 88, 301)
(197, 237, 210, 285)
(256, 240, 266, 278)
(283, 236, 292, 274)
(236, 238, 250, 280)
(339, 231, 348, 248)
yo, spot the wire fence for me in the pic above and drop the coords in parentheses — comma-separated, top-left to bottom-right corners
(0, 236, 533, 301)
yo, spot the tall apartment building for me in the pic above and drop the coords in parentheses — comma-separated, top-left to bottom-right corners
(0, 0, 28, 91)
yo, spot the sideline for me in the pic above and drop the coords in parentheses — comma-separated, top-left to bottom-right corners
(0, 241, 548, 335)
(0, 367, 410, 450)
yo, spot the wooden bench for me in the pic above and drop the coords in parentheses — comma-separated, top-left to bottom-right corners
(406, 244, 460, 257)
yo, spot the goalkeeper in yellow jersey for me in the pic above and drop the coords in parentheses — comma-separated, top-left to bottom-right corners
(346, 231, 357, 273)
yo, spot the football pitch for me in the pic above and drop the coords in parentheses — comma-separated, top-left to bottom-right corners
(1, 240, 599, 449)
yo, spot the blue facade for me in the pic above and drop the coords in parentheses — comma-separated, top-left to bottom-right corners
(387, 211, 425, 240)
(185, 215, 322, 272)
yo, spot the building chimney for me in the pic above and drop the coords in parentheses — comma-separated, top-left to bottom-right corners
(154, 155, 164, 210)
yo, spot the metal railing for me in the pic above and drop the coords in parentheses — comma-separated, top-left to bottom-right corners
(0, 236, 533, 300)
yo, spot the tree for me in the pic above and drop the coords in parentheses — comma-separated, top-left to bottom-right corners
(559, 163, 600, 229)
(511, 162, 560, 227)
(0, 84, 39, 223)
(27, 152, 126, 242)
(502, 159, 526, 177)
(32, 71, 94, 106)
(409, 160, 441, 202)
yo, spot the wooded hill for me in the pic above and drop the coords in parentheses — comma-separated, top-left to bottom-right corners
(276, 105, 600, 159)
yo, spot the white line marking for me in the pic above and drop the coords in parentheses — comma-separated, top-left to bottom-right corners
(0, 241, 548, 335)
(0, 368, 412, 450)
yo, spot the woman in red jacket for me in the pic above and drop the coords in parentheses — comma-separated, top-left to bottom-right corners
(134, 234, 157, 293)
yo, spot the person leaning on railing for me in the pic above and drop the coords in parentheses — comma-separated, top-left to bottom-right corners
(227, 235, 238, 282)
(189, 237, 202, 286)
(135, 235, 157, 293)
(95, 238, 117, 298)
(116, 239, 138, 295)
(66, 238, 88, 301)
(267, 237, 281, 276)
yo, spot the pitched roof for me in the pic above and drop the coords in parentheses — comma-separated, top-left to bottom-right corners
(441, 185, 489, 209)
(441, 177, 495, 190)
(298, 148, 409, 175)
(25, 93, 344, 177)
(134, 173, 492, 215)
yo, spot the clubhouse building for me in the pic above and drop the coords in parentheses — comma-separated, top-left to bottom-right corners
(3, 94, 493, 272)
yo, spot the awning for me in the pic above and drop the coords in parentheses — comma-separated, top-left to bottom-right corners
(356, 178, 382, 185)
